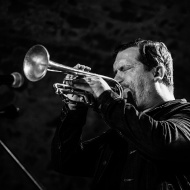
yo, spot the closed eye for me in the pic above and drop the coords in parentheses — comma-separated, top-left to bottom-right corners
(119, 65, 133, 72)
(114, 65, 134, 75)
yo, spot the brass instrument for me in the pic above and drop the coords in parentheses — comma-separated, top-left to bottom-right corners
(23, 45, 123, 106)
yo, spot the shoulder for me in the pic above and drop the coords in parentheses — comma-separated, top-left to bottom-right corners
(147, 99, 190, 119)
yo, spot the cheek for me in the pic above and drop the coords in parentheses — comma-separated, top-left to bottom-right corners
(121, 74, 137, 97)
(135, 74, 151, 102)
(135, 74, 146, 91)
(122, 70, 148, 93)
(122, 73, 134, 86)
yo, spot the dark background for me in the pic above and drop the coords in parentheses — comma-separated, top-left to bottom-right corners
(0, 0, 190, 190)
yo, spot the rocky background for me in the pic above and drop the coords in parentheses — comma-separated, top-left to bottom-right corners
(0, 0, 190, 190)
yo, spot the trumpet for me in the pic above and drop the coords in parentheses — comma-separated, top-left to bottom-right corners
(23, 45, 123, 106)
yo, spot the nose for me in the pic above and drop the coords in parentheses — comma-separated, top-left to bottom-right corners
(114, 71, 123, 84)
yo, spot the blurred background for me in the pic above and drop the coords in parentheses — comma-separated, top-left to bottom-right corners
(0, 0, 190, 189)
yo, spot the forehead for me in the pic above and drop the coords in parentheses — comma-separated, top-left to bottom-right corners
(113, 47, 140, 70)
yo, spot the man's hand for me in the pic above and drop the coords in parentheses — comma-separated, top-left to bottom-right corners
(73, 76, 111, 98)
(63, 64, 91, 110)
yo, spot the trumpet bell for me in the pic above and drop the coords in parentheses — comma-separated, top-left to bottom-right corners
(23, 45, 49, 82)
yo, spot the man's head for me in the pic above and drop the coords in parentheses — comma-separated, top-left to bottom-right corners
(113, 39, 174, 110)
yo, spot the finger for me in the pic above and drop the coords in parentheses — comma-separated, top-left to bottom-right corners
(63, 74, 72, 84)
(73, 80, 93, 94)
(80, 65, 91, 72)
(74, 63, 91, 72)
(84, 76, 99, 84)
(72, 78, 88, 86)
(84, 66, 91, 72)
(63, 64, 80, 83)
(78, 64, 86, 70)
(84, 77, 92, 84)
(74, 63, 81, 69)
(63, 64, 81, 82)
(63, 64, 91, 84)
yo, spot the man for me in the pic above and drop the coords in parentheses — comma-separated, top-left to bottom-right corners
(51, 39, 190, 190)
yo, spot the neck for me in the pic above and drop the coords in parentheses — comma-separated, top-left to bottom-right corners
(142, 84, 175, 111)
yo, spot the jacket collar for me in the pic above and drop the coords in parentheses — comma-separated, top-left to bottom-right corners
(142, 99, 187, 114)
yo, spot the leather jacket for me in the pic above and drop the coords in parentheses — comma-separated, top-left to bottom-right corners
(51, 90, 190, 190)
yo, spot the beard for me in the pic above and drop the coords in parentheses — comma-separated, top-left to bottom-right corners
(129, 75, 150, 111)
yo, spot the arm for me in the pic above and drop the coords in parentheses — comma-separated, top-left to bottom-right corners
(97, 90, 190, 162)
(51, 104, 104, 177)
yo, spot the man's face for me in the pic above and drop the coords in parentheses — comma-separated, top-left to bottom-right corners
(113, 47, 154, 110)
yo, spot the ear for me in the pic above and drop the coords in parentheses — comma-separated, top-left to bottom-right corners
(153, 65, 166, 82)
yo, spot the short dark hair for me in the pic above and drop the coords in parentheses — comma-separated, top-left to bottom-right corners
(114, 38, 174, 92)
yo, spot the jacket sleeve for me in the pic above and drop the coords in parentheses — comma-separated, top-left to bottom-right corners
(97, 90, 190, 162)
(51, 104, 105, 177)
